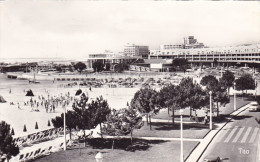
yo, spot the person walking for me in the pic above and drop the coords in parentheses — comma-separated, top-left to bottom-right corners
(17, 102, 21, 109)
(204, 114, 209, 125)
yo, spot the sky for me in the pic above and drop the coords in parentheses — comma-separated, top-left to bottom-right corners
(0, 0, 260, 59)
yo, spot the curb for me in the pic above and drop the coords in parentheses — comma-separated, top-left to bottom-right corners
(185, 141, 201, 161)
(186, 102, 251, 162)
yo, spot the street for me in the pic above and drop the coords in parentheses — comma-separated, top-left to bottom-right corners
(199, 109, 260, 162)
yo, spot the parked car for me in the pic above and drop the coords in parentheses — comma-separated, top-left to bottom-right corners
(248, 101, 260, 111)
(203, 155, 222, 162)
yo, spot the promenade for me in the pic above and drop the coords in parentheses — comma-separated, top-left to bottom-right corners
(12, 96, 251, 162)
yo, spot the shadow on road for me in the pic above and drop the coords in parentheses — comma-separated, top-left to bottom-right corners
(86, 138, 167, 152)
(231, 115, 252, 120)
(153, 122, 208, 131)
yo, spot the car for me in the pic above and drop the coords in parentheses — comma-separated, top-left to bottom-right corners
(248, 101, 260, 111)
(203, 155, 222, 162)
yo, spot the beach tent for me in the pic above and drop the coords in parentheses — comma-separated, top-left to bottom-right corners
(0, 95, 6, 103)
(75, 90, 89, 103)
(26, 89, 34, 96)
(75, 89, 82, 96)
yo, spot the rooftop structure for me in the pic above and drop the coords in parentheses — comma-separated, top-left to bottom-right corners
(159, 36, 205, 51)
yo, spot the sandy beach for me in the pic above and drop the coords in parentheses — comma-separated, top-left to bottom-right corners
(1, 72, 259, 138)
(0, 73, 139, 138)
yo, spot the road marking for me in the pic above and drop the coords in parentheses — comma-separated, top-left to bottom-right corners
(232, 127, 245, 143)
(240, 127, 252, 143)
(224, 126, 238, 143)
(249, 127, 259, 143)
(216, 127, 232, 142)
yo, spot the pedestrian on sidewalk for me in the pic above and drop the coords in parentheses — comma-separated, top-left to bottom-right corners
(195, 113, 199, 123)
(204, 114, 209, 125)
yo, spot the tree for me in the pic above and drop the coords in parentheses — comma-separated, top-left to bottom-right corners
(102, 108, 143, 149)
(200, 75, 229, 117)
(55, 66, 62, 72)
(102, 109, 124, 150)
(121, 108, 143, 144)
(179, 77, 208, 118)
(130, 87, 160, 130)
(114, 63, 129, 73)
(0, 121, 19, 161)
(172, 58, 188, 73)
(88, 96, 111, 138)
(35, 122, 38, 129)
(212, 87, 230, 117)
(23, 125, 27, 132)
(74, 62, 87, 73)
(256, 96, 260, 105)
(47, 120, 51, 127)
(105, 63, 111, 71)
(200, 75, 219, 92)
(92, 61, 104, 72)
(74, 62, 86, 74)
(51, 116, 63, 128)
(158, 84, 181, 126)
(219, 70, 235, 95)
(51, 111, 78, 139)
(235, 74, 256, 96)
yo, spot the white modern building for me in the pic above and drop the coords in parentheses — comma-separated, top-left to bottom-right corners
(149, 44, 260, 67)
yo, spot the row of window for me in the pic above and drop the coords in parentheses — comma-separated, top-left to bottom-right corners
(152, 53, 260, 57)
(150, 49, 259, 55)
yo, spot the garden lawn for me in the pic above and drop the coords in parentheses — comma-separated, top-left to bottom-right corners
(132, 121, 210, 139)
(34, 138, 199, 162)
(153, 96, 251, 121)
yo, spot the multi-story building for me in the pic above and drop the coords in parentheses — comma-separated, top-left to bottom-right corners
(149, 43, 260, 67)
(124, 44, 149, 58)
(183, 36, 205, 49)
(160, 44, 183, 50)
(75, 50, 140, 69)
(159, 36, 204, 50)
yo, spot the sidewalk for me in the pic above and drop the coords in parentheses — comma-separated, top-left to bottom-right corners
(185, 103, 251, 162)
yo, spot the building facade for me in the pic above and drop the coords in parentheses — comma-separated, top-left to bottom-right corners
(74, 50, 140, 70)
(124, 44, 149, 58)
(149, 44, 260, 67)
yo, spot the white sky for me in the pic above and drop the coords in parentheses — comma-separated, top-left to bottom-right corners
(0, 1, 260, 59)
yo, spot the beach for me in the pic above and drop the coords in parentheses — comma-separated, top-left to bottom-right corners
(0, 73, 139, 138)
(1, 72, 259, 138)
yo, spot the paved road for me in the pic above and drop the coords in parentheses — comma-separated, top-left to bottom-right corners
(199, 109, 260, 162)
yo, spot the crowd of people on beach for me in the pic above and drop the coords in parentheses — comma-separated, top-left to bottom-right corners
(10, 89, 75, 113)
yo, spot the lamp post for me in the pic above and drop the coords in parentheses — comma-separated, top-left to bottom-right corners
(234, 82, 236, 111)
(64, 105, 67, 151)
(209, 91, 213, 130)
(180, 109, 184, 162)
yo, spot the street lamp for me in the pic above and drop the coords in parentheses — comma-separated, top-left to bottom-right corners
(209, 91, 213, 130)
(64, 105, 67, 150)
(179, 109, 184, 162)
(95, 152, 104, 162)
(234, 82, 236, 111)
